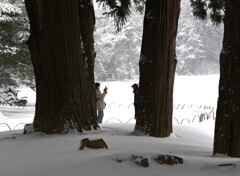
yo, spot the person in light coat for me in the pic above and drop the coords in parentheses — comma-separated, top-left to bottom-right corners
(95, 82, 107, 123)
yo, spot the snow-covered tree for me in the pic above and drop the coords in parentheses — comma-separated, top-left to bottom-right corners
(0, 0, 33, 87)
(176, 0, 223, 75)
(94, 8, 143, 80)
(94, 0, 223, 79)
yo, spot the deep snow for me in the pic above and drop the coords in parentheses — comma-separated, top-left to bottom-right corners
(0, 75, 240, 176)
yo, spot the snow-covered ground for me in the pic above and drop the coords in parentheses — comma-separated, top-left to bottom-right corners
(1, 75, 239, 176)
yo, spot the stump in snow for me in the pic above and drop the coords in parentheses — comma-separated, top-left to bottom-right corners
(79, 138, 109, 150)
(23, 123, 34, 134)
(132, 155, 149, 167)
(154, 155, 183, 165)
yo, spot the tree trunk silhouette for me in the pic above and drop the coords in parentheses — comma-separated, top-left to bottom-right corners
(213, 0, 240, 157)
(79, 0, 98, 130)
(135, 0, 180, 137)
(25, 0, 98, 134)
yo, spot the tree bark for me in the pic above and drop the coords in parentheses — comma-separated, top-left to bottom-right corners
(135, 0, 180, 137)
(25, 0, 98, 134)
(79, 0, 98, 128)
(213, 0, 240, 157)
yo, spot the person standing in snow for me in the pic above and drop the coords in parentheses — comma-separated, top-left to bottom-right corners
(95, 82, 107, 123)
(131, 83, 140, 119)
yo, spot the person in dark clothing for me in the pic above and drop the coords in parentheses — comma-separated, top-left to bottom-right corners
(131, 83, 140, 119)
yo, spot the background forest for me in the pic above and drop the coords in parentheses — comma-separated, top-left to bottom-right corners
(0, 0, 223, 86)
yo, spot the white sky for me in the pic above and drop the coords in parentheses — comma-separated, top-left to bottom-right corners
(0, 75, 240, 176)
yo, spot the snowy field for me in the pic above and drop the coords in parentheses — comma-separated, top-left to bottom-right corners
(1, 75, 240, 176)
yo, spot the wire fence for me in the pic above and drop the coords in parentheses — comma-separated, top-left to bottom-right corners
(0, 103, 216, 131)
(172, 103, 215, 124)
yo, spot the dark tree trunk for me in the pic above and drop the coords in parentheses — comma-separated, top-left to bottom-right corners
(79, 1, 98, 127)
(213, 1, 240, 157)
(25, 0, 98, 134)
(135, 0, 180, 137)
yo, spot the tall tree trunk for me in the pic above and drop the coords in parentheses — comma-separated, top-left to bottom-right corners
(79, 0, 97, 127)
(135, 0, 180, 137)
(213, 1, 240, 157)
(25, 0, 98, 134)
